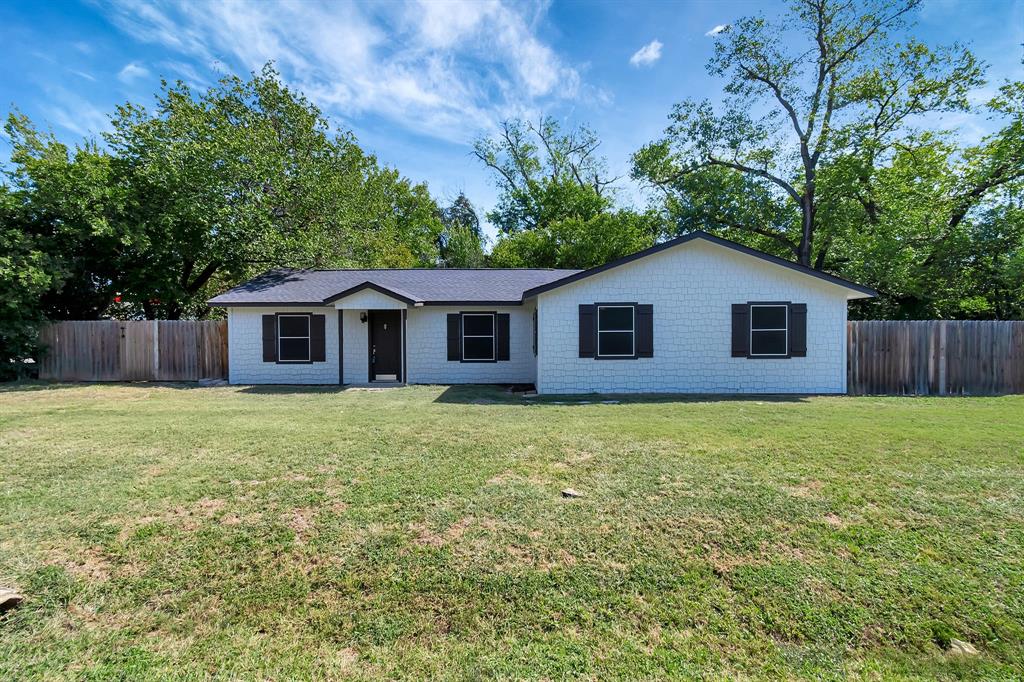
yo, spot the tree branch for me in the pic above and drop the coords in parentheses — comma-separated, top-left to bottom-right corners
(706, 155, 803, 204)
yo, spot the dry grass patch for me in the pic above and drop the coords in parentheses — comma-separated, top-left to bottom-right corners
(1, 384, 1021, 680)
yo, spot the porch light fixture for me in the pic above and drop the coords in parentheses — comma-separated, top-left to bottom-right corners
(359, 311, 368, 323)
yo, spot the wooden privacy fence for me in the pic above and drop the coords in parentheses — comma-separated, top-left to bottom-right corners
(848, 320, 1024, 395)
(38, 320, 228, 382)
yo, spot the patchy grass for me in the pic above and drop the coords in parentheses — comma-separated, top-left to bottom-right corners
(1, 383, 1022, 679)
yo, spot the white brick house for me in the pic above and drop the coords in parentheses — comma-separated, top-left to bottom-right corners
(208, 232, 875, 394)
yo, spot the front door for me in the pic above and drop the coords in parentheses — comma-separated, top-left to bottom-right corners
(368, 310, 402, 381)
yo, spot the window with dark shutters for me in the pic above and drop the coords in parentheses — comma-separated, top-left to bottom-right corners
(448, 312, 510, 362)
(579, 303, 651, 360)
(263, 313, 326, 364)
(733, 302, 807, 359)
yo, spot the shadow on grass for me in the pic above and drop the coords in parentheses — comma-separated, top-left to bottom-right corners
(0, 380, 210, 393)
(433, 384, 815, 405)
(236, 384, 354, 395)
(3, 380, 817, 405)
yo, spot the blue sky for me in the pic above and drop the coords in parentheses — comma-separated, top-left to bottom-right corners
(1, 0, 1022, 241)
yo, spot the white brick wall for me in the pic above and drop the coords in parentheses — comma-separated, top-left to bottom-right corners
(227, 241, 854, 392)
(406, 306, 536, 384)
(228, 305, 536, 385)
(227, 307, 339, 384)
(535, 240, 851, 394)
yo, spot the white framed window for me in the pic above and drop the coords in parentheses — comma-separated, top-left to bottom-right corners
(749, 304, 788, 356)
(461, 313, 495, 362)
(278, 314, 311, 362)
(597, 305, 635, 358)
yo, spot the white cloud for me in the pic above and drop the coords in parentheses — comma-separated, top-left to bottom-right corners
(118, 61, 151, 83)
(98, 0, 583, 143)
(705, 24, 728, 37)
(629, 40, 662, 67)
(43, 88, 110, 138)
(158, 60, 212, 89)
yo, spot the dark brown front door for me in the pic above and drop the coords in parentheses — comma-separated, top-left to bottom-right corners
(368, 310, 402, 381)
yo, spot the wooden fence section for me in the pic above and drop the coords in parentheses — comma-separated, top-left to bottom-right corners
(38, 320, 227, 382)
(848, 320, 1024, 395)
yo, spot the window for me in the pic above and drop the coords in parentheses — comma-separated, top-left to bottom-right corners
(278, 314, 311, 362)
(597, 305, 634, 358)
(461, 313, 495, 361)
(749, 304, 788, 356)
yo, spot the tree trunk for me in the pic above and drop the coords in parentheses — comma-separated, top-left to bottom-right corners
(798, 191, 815, 267)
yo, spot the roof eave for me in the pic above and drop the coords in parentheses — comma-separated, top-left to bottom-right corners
(322, 281, 421, 306)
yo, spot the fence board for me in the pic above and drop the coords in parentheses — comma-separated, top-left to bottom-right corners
(38, 320, 227, 382)
(848, 320, 1024, 395)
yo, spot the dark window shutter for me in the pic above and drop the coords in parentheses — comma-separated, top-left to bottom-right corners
(446, 313, 461, 361)
(532, 309, 538, 356)
(731, 304, 749, 357)
(579, 304, 595, 358)
(496, 313, 510, 361)
(262, 315, 277, 362)
(636, 304, 653, 357)
(310, 314, 326, 362)
(789, 303, 807, 357)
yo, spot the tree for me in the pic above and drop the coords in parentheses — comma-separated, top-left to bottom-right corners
(819, 77, 1024, 318)
(437, 193, 486, 267)
(440, 192, 482, 240)
(106, 65, 444, 319)
(473, 117, 616, 234)
(475, 117, 665, 268)
(0, 187, 63, 378)
(489, 210, 664, 269)
(3, 115, 132, 320)
(633, 0, 995, 268)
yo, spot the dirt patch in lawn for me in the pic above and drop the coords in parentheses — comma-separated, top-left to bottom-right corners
(412, 516, 475, 547)
(286, 507, 317, 542)
(783, 479, 825, 498)
(59, 546, 113, 582)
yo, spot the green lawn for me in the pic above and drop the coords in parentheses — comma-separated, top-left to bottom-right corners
(1, 384, 1022, 680)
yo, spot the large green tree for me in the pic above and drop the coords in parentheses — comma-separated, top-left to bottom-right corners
(473, 117, 616, 235)
(634, 0, 1024, 318)
(3, 115, 132, 320)
(475, 117, 664, 268)
(108, 65, 443, 319)
(633, 0, 991, 265)
(3, 66, 445, 322)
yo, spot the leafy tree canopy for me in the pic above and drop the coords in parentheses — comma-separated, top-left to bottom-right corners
(475, 117, 665, 268)
(633, 0, 1024, 318)
(2, 64, 444, 323)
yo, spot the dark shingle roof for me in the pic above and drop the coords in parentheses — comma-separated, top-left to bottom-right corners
(207, 268, 580, 306)
(208, 231, 877, 307)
